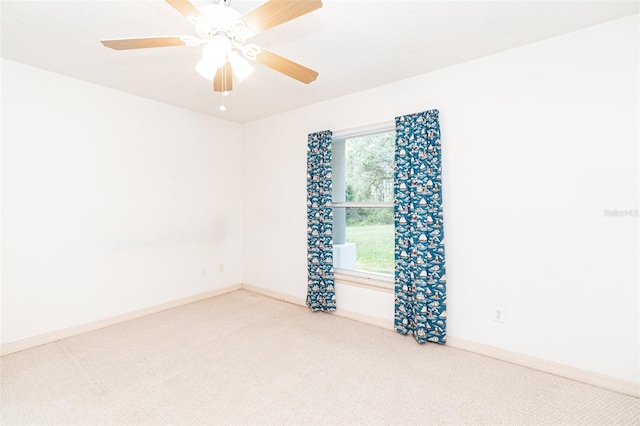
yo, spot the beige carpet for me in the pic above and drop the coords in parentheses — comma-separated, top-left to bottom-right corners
(1, 290, 638, 425)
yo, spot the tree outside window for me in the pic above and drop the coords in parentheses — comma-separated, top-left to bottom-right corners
(333, 131, 394, 276)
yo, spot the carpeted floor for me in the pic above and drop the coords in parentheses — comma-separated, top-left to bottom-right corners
(1, 290, 638, 425)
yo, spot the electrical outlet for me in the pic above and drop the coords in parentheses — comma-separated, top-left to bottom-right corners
(494, 307, 504, 323)
(201, 267, 205, 276)
(219, 264, 224, 273)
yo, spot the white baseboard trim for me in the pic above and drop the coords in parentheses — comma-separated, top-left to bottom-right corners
(240, 283, 307, 306)
(0, 285, 242, 357)
(241, 284, 639, 397)
(445, 336, 639, 398)
(240, 284, 396, 330)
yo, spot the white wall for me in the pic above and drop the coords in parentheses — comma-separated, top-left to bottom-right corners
(1, 59, 244, 344)
(243, 15, 639, 383)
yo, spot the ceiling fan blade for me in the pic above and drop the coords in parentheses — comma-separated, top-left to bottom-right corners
(213, 61, 233, 92)
(101, 37, 186, 50)
(255, 48, 318, 84)
(165, 0, 201, 18)
(241, 0, 322, 35)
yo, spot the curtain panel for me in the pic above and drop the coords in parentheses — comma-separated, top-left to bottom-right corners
(394, 109, 447, 344)
(306, 130, 336, 311)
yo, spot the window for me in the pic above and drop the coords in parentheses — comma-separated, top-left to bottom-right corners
(332, 127, 395, 286)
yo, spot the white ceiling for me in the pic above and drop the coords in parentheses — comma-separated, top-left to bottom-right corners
(2, 0, 638, 123)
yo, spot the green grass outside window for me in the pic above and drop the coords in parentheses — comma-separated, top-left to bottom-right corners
(344, 224, 394, 275)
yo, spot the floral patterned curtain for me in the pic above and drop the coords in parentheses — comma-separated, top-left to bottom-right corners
(306, 130, 336, 312)
(394, 109, 446, 344)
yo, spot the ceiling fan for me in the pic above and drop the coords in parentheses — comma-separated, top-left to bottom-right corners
(101, 0, 321, 99)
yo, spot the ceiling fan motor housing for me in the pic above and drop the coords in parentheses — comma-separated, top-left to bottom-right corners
(195, 4, 243, 38)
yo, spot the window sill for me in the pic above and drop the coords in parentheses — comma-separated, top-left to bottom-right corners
(334, 269, 394, 293)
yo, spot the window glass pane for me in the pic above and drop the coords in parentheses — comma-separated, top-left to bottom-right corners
(333, 207, 394, 276)
(344, 132, 394, 203)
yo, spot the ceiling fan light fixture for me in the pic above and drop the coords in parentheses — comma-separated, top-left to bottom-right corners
(195, 35, 232, 80)
(195, 56, 218, 80)
(229, 52, 254, 82)
(202, 36, 231, 61)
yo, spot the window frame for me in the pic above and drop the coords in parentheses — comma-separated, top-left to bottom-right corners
(331, 121, 395, 292)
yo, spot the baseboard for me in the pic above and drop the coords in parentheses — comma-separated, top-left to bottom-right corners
(241, 284, 639, 397)
(240, 283, 307, 306)
(240, 283, 396, 330)
(445, 337, 639, 397)
(0, 284, 242, 357)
